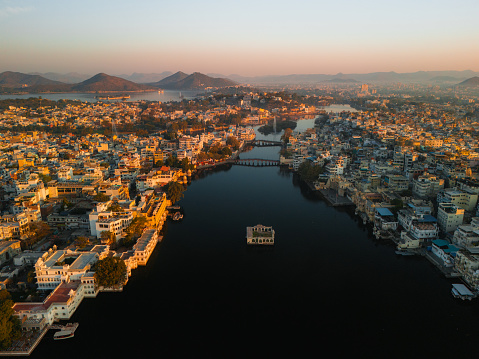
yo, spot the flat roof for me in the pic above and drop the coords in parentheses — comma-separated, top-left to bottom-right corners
(70, 253, 97, 270)
(452, 283, 474, 296)
(376, 208, 393, 217)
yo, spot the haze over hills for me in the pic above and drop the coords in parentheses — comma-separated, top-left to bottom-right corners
(457, 76, 479, 87)
(2, 70, 479, 94)
(224, 70, 479, 85)
(116, 72, 174, 83)
(0, 72, 156, 93)
(29, 72, 91, 84)
(150, 71, 237, 90)
(0, 71, 65, 88)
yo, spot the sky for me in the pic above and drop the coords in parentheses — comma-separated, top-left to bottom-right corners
(1, 0, 479, 76)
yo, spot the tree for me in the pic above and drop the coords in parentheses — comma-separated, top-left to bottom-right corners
(106, 203, 124, 212)
(165, 181, 185, 204)
(124, 216, 148, 242)
(75, 236, 90, 249)
(281, 128, 293, 143)
(0, 290, 21, 349)
(180, 158, 194, 171)
(94, 257, 127, 288)
(297, 161, 323, 182)
(93, 193, 110, 202)
(23, 222, 52, 249)
(226, 136, 240, 150)
(100, 230, 115, 245)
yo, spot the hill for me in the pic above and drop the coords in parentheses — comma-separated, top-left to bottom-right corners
(457, 77, 479, 87)
(71, 73, 155, 92)
(0, 71, 65, 88)
(151, 71, 236, 90)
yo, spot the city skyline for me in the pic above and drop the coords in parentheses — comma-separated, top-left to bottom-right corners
(1, 0, 479, 76)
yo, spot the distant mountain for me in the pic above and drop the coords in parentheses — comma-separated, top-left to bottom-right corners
(0, 71, 156, 93)
(29, 72, 92, 84)
(151, 71, 236, 90)
(457, 77, 479, 87)
(71, 73, 155, 92)
(0, 71, 65, 88)
(223, 70, 479, 85)
(150, 71, 189, 88)
(117, 72, 174, 84)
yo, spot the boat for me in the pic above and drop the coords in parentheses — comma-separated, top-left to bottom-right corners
(173, 212, 183, 221)
(158, 89, 164, 94)
(451, 283, 475, 300)
(53, 323, 78, 340)
(395, 250, 415, 256)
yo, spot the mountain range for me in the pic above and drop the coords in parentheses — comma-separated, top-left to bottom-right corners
(2, 70, 479, 94)
(0, 71, 237, 93)
(222, 70, 479, 85)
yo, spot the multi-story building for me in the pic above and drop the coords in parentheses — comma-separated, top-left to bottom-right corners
(437, 202, 465, 233)
(382, 174, 409, 192)
(0, 213, 29, 240)
(133, 229, 158, 265)
(452, 217, 479, 248)
(437, 188, 478, 212)
(89, 211, 134, 241)
(34, 247, 100, 293)
(413, 175, 444, 198)
(454, 249, 479, 290)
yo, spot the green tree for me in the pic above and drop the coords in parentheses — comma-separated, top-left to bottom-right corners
(94, 257, 127, 288)
(106, 203, 124, 212)
(0, 290, 21, 349)
(180, 158, 194, 171)
(226, 136, 240, 150)
(100, 230, 115, 245)
(125, 216, 148, 241)
(93, 193, 110, 202)
(297, 161, 323, 182)
(75, 236, 90, 249)
(165, 181, 185, 204)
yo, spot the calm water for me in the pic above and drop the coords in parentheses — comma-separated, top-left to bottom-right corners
(30, 123, 479, 358)
(0, 90, 200, 103)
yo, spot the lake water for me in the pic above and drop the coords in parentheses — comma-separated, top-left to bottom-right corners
(0, 90, 201, 103)
(28, 121, 479, 358)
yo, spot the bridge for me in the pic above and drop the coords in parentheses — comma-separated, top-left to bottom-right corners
(233, 158, 280, 167)
(248, 139, 283, 147)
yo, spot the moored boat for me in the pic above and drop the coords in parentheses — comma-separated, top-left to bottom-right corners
(52, 322, 79, 340)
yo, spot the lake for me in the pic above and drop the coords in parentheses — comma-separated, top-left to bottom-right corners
(29, 122, 479, 358)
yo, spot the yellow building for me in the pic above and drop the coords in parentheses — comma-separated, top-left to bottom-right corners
(138, 193, 170, 229)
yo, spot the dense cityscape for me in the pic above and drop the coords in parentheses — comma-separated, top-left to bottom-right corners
(0, 78, 478, 354)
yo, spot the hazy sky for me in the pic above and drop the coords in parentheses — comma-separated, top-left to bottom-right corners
(1, 0, 478, 76)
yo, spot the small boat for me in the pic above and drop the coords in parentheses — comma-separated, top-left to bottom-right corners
(173, 212, 183, 221)
(53, 323, 78, 340)
(395, 250, 415, 256)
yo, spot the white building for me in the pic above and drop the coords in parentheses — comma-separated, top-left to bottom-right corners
(437, 202, 465, 233)
(89, 211, 134, 240)
(34, 248, 99, 293)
